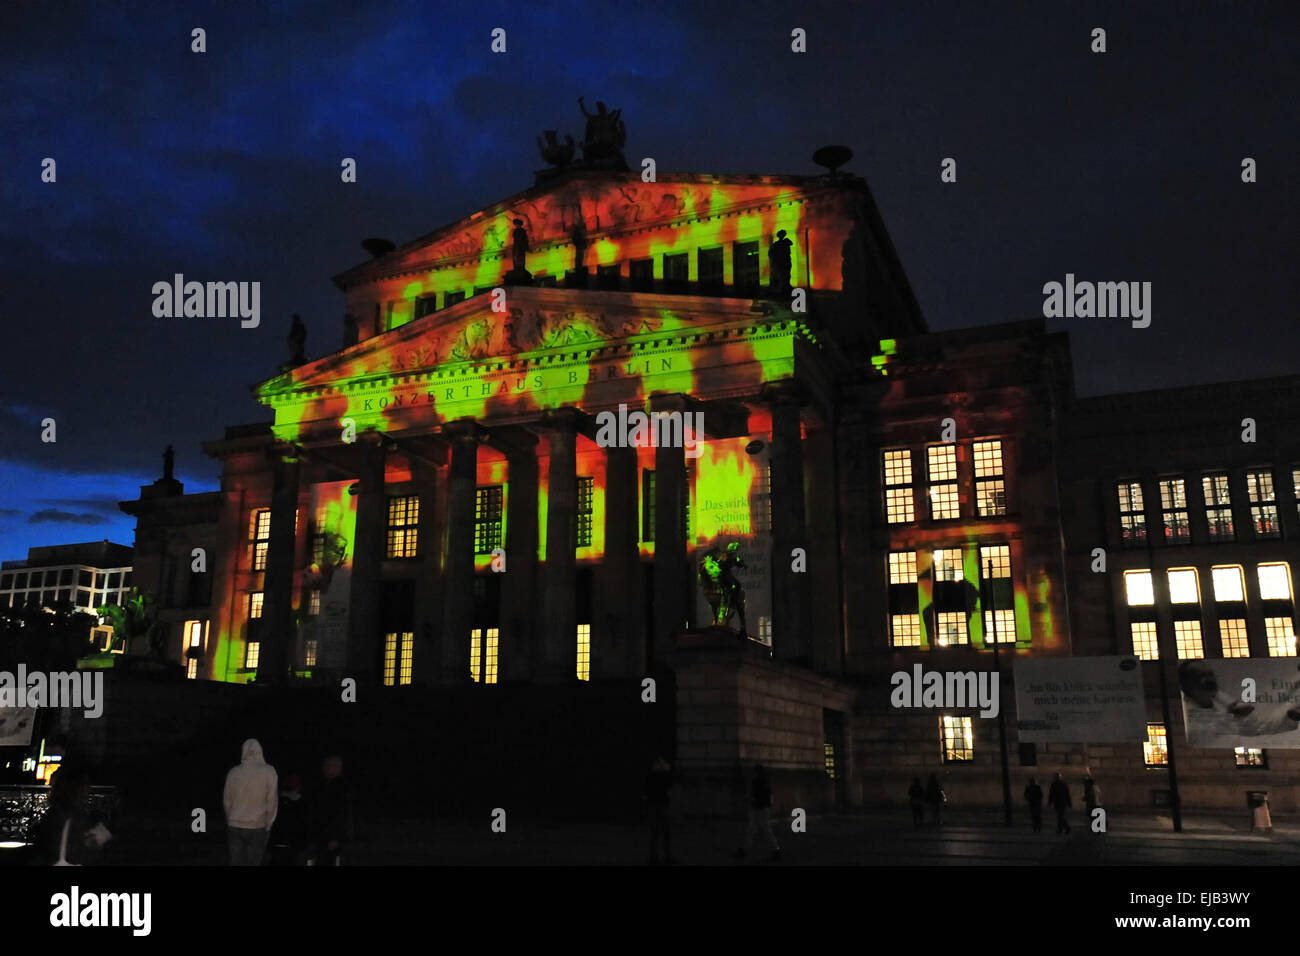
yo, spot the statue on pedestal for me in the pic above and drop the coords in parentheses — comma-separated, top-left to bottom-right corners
(288, 314, 307, 365)
(699, 543, 749, 635)
(578, 97, 628, 171)
(769, 230, 794, 296)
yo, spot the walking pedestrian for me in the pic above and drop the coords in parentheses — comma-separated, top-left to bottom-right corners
(1024, 777, 1044, 832)
(908, 776, 925, 829)
(644, 757, 675, 864)
(736, 764, 781, 862)
(925, 773, 945, 827)
(1083, 774, 1100, 827)
(1048, 772, 1072, 834)
(224, 739, 278, 866)
(309, 755, 353, 866)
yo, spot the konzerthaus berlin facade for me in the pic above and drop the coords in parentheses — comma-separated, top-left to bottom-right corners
(121, 153, 1300, 812)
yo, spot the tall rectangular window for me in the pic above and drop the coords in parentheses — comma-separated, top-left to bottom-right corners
(1131, 621, 1159, 660)
(1219, 619, 1250, 658)
(443, 290, 465, 308)
(629, 258, 654, 292)
(386, 495, 420, 558)
(1174, 620, 1204, 659)
(698, 247, 723, 290)
(470, 627, 499, 684)
(941, 716, 973, 762)
(641, 470, 656, 542)
(1117, 481, 1146, 546)
(1293, 467, 1300, 521)
(1144, 724, 1168, 767)
(245, 641, 260, 670)
(250, 509, 271, 571)
(596, 263, 621, 290)
(663, 252, 689, 290)
(308, 590, 320, 616)
(304, 639, 318, 668)
(980, 545, 1013, 643)
(186, 658, 199, 679)
(1211, 565, 1245, 602)
(576, 624, 591, 681)
(933, 548, 963, 582)
(936, 611, 968, 646)
(474, 486, 504, 555)
(576, 477, 594, 549)
(890, 614, 921, 648)
(733, 241, 759, 290)
(1202, 475, 1234, 540)
(1258, 563, 1293, 601)
(972, 440, 1006, 517)
(1246, 471, 1280, 538)
(883, 450, 914, 523)
(927, 445, 959, 520)
(1159, 478, 1189, 542)
(1265, 618, 1296, 657)
(1124, 570, 1154, 606)
(248, 592, 264, 619)
(311, 506, 328, 567)
(888, 551, 918, 585)
(888, 549, 920, 647)
(1167, 568, 1199, 605)
(383, 631, 414, 686)
(184, 619, 204, 653)
(414, 295, 438, 319)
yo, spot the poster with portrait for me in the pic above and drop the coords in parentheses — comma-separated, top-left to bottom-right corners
(1180, 658, 1300, 748)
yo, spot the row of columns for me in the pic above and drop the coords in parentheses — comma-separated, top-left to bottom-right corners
(256, 386, 818, 686)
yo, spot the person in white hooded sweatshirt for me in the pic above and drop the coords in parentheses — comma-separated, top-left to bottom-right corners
(224, 738, 278, 865)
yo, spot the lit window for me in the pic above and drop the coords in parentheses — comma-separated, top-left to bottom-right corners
(936, 611, 968, 646)
(1246, 470, 1279, 539)
(888, 551, 918, 585)
(186, 658, 198, 679)
(474, 486, 504, 554)
(758, 616, 772, 646)
(1265, 618, 1296, 657)
(470, 627, 499, 684)
(311, 506, 328, 566)
(1117, 481, 1146, 546)
(1258, 563, 1292, 601)
(1131, 621, 1159, 660)
(250, 509, 271, 571)
(1235, 747, 1266, 768)
(927, 445, 959, 520)
(304, 639, 318, 668)
(1219, 619, 1250, 658)
(1202, 475, 1234, 541)
(824, 743, 836, 780)
(883, 450, 914, 524)
(1159, 478, 1189, 542)
(383, 631, 414, 686)
(308, 590, 320, 616)
(979, 545, 1010, 579)
(890, 614, 921, 647)
(1174, 620, 1204, 659)
(941, 716, 973, 762)
(1144, 724, 1168, 767)
(982, 609, 1015, 644)
(386, 495, 420, 559)
(576, 477, 594, 549)
(972, 440, 1006, 517)
(1293, 467, 1300, 521)
(1124, 570, 1154, 606)
(1167, 569, 1199, 605)
(245, 642, 260, 670)
(248, 592, 264, 619)
(577, 624, 591, 681)
(1211, 566, 1245, 602)
(933, 548, 964, 583)
(184, 619, 204, 651)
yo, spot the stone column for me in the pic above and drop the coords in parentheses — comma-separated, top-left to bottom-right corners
(767, 383, 811, 664)
(597, 445, 645, 677)
(652, 395, 689, 665)
(804, 424, 841, 673)
(498, 432, 540, 682)
(261, 446, 301, 684)
(412, 457, 442, 685)
(438, 422, 479, 684)
(538, 409, 579, 682)
(346, 433, 386, 684)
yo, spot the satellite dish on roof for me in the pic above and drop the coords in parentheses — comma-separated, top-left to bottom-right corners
(812, 145, 853, 175)
(361, 237, 396, 258)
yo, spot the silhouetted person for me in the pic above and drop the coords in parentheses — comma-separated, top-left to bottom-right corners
(644, 757, 674, 864)
(269, 773, 309, 865)
(1083, 775, 1100, 826)
(925, 773, 945, 826)
(1048, 772, 1072, 834)
(31, 765, 106, 865)
(908, 777, 925, 829)
(511, 219, 529, 274)
(310, 755, 353, 866)
(224, 738, 278, 865)
(1024, 778, 1044, 832)
(769, 229, 794, 294)
(737, 764, 780, 862)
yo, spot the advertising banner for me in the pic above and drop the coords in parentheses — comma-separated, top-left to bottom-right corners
(1014, 656, 1147, 742)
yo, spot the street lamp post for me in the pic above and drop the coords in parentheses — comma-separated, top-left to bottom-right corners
(1144, 524, 1183, 832)
(987, 559, 1013, 826)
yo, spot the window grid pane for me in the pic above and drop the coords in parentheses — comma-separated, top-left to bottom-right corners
(936, 611, 968, 646)
(933, 549, 964, 582)
(1235, 747, 1266, 768)
(890, 614, 921, 648)
(1131, 621, 1159, 660)
(941, 716, 973, 762)
(979, 545, 1010, 579)
(386, 495, 420, 558)
(1144, 724, 1168, 767)
(1203, 475, 1234, 540)
(1159, 479, 1189, 542)
(889, 551, 918, 584)
(475, 486, 504, 554)
(983, 609, 1015, 643)
(245, 642, 260, 669)
(1174, 620, 1204, 659)
(927, 445, 959, 520)
(1118, 481, 1146, 545)
(1265, 618, 1296, 657)
(1219, 619, 1250, 658)
(576, 477, 594, 549)
(576, 623, 591, 681)
(884, 451, 914, 524)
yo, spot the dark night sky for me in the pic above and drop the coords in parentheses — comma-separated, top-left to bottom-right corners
(1, 0, 1296, 559)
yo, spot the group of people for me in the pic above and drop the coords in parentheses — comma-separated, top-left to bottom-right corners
(644, 759, 781, 864)
(907, 774, 948, 827)
(224, 738, 354, 866)
(1024, 773, 1100, 834)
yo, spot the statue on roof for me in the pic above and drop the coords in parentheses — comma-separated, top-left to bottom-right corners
(537, 130, 576, 167)
(578, 97, 628, 171)
(288, 314, 307, 365)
